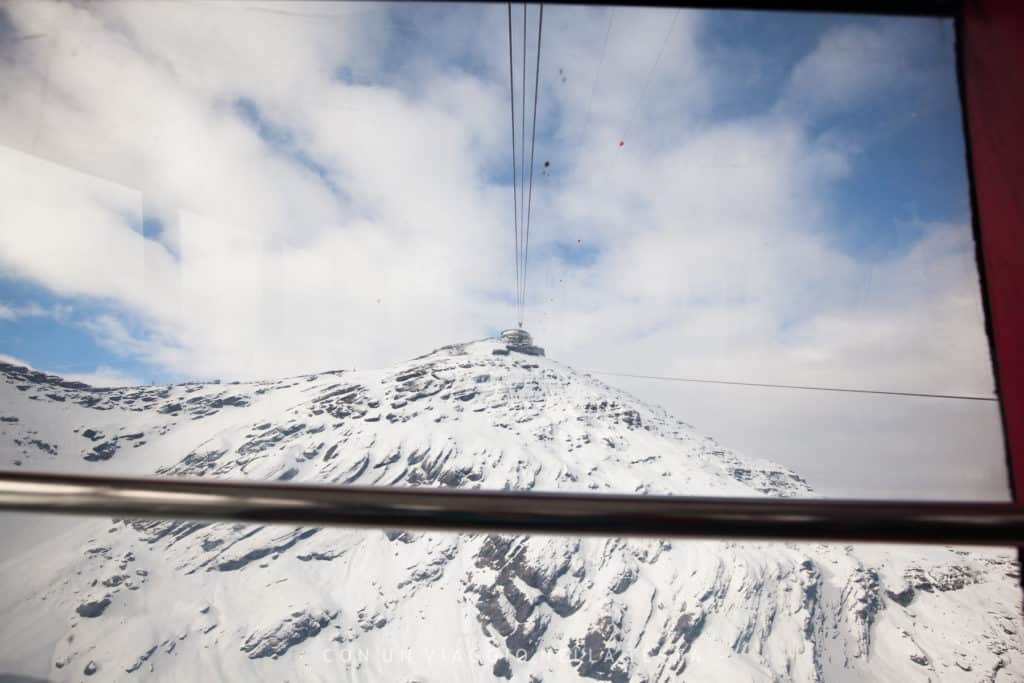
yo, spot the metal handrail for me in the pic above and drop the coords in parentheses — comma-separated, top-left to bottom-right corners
(0, 470, 1021, 545)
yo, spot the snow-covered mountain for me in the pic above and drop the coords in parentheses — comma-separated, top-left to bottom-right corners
(0, 338, 1020, 682)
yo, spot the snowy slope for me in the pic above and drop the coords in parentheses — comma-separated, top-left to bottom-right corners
(0, 338, 1020, 682)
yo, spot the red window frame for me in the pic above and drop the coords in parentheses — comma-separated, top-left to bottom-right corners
(961, 0, 1024, 501)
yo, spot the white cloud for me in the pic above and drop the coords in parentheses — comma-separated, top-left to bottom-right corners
(0, 353, 33, 369)
(0, 1, 515, 378)
(0, 302, 52, 321)
(776, 18, 953, 119)
(61, 366, 143, 388)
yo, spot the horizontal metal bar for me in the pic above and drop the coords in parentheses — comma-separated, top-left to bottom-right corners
(0, 470, 1021, 545)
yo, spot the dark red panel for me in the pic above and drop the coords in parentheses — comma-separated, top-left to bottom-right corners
(962, 0, 1024, 500)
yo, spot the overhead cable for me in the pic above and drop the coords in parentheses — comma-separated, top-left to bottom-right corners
(622, 9, 680, 145)
(522, 3, 544, 320)
(591, 370, 998, 402)
(507, 3, 521, 316)
(520, 2, 528, 324)
(578, 8, 615, 149)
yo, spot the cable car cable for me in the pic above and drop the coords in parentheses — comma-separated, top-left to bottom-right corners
(522, 3, 544, 324)
(621, 9, 680, 145)
(520, 2, 528, 325)
(507, 2, 521, 319)
(578, 9, 615, 150)
(590, 370, 998, 402)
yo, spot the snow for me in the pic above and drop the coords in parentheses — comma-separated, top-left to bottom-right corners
(0, 338, 1021, 681)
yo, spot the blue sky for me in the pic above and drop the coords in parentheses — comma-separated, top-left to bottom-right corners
(0, 3, 1004, 497)
(0, 2, 980, 383)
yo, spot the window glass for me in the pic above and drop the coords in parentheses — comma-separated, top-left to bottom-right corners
(0, 3, 1016, 681)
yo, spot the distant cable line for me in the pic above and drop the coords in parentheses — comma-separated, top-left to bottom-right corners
(590, 371, 998, 402)
(578, 9, 615, 149)
(507, 3, 521, 319)
(522, 3, 544, 323)
(505, 2, 543, 327)
(621, 9, 680, 145)
(520, 2, 528, 325)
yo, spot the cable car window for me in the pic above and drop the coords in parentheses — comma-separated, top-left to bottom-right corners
(0, 2, 1018, 681)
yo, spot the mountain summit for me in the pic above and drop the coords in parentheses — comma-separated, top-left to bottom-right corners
(0, 339, 1020, 681)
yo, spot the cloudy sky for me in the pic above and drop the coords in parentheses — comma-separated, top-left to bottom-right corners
(0, 2, 1006, 500)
